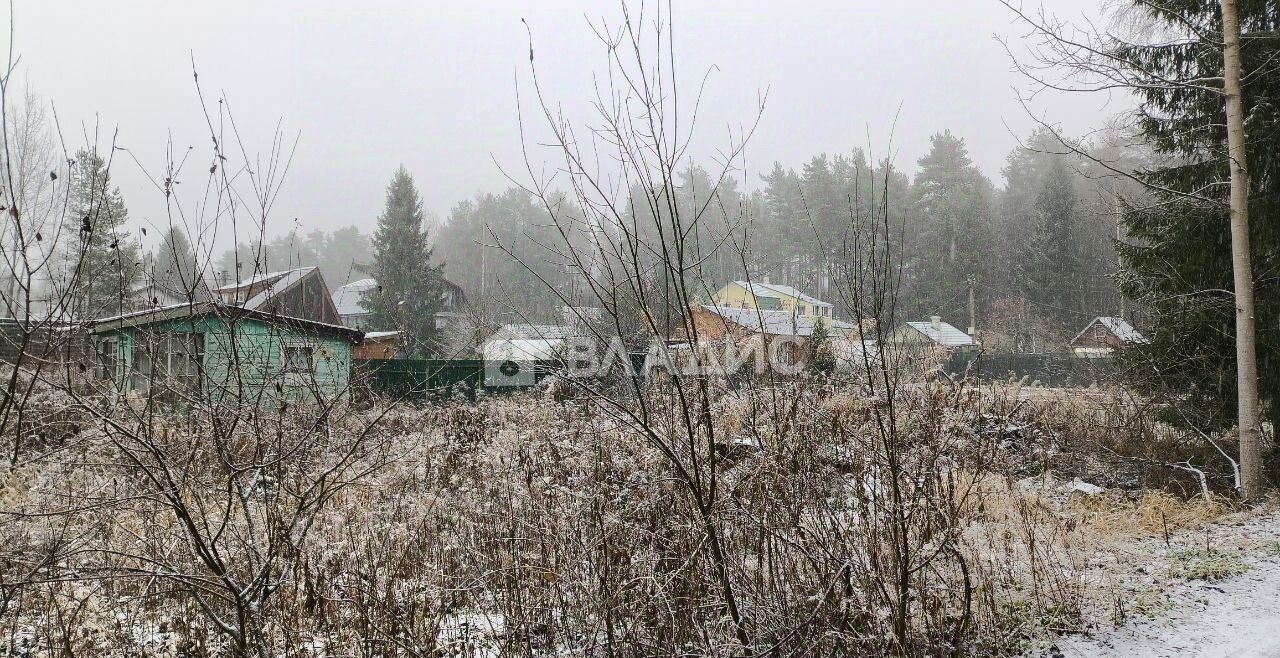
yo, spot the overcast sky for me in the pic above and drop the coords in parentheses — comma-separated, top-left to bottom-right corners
(5, 1, 1124, 246)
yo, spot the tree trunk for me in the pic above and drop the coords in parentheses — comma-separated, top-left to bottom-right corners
(1220, 0, 1266, 499)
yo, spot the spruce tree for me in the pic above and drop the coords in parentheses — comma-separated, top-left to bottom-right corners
(66, 150, 141, 318)
(1028, 159, 1079, 327)
(807, 317, 836, 376)
(907, 131, 995, 320)
(1114, 1, 1280, 437)
(364, 167, 444, 357)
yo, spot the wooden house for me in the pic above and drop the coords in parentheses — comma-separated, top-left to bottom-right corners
(1069, 316, 1146, 358)
(215, 267, 342, 326)
(85, 302, 363, 403)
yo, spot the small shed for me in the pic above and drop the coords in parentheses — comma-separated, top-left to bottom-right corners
(85, 302, 363, 403)
(1069, 316, 1146, 358)
(354, 330, 403, 360)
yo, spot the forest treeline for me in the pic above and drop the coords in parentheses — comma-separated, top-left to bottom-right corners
(215, 126, 1142, 343)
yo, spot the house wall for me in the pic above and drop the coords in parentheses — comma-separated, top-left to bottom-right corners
(713, 282, 830, 317)
(97, 315, 352, 403)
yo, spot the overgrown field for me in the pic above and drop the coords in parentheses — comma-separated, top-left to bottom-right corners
(0, 375, 1255, 656)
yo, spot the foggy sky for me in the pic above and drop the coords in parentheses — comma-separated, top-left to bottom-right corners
(5, 1, 1121, 247)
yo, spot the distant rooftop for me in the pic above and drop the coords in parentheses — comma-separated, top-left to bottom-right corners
(333, 278, 377, 317)
(1072, 316, 1147, 345)
(904, 319, 977, 348)
(732, 281, 832, 308)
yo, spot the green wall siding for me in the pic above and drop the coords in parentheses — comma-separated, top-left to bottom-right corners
(96, 314, 352, 403)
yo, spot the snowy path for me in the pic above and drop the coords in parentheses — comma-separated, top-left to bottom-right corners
(1059, 512, 1280, 658)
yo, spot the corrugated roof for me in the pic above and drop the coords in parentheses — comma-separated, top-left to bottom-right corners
(483, 338, 566, 361)
(731, 281, 832, 308)
(904, 319, 977, 348)
(215, 266, 317, 311)
(702, 305, 853, 337)
(85, 301, 364, 343)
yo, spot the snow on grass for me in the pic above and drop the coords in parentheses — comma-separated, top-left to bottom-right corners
(1057, 507, 1280, 658)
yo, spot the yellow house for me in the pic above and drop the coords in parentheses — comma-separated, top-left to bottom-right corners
(712, 281, 834, 319)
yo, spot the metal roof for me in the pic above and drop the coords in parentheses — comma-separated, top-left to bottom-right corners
(84, 301, 364, 343)
(497, 324, 581, 340)
(215, 266, 318, 311)
(903, 319, 977, 348)
(702, 305, 853, 337)
(1070, 316, 1147, 345)
(730, 281, 833, 308)
(333, 278, 376, 317)
(483, 338, 566, 361)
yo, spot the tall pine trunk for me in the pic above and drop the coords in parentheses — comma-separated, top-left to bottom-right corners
(1220, 0, 1265, 498)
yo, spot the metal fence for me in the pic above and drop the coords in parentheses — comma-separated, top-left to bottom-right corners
(943, 351, 1120, 388)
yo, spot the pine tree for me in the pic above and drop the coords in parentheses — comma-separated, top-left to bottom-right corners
(1028, 159, 1079, 327)
(65, 150, 141, 318)
(364, 167, 444, 357)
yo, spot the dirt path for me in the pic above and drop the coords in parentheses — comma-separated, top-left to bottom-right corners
(1059, 511, 1280, 658)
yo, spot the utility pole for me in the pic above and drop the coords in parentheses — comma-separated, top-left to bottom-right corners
(1114, 185, 1127, 320)
(966, 275, 977, 337)
(1220, 0, 1264, 499)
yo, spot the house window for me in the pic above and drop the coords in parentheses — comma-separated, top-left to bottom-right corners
(284, 344, 315, 375)
(160, 333, 204, 390)
(97, 338, 117, 381)
(129, 332, 203, 393)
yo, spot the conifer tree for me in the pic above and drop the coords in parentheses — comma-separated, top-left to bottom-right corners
(364, 167, 444, 356)
(1113, 1, 1280, 457)
(1028, 159, 1079, 327)
(906, 131, 995, 319)
(65, 150, 141, 318)
(806, 317, 836, 376)
(151, 227, 206, 302)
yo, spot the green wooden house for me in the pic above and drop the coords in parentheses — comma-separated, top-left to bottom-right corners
(85, 302, 363, 403)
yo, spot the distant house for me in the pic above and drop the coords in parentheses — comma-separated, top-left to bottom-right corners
(331, 277, 467, 331)
(1069, 316, 1146, 358)
(889, 316, 979, 354)
(214, 266, 341, 325)
(712, 281, 835, 319)
(691, 305, 854, 341)
(85, 302, 363, 403)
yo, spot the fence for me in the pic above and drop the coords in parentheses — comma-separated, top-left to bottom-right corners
(943, 351, 1120, 388)
(356, 352, 652, 401)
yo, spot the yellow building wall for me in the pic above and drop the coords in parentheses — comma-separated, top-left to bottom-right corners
(713, 282, 802, 313)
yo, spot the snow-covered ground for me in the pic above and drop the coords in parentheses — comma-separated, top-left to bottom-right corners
(1059, 508, 1280, 658)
